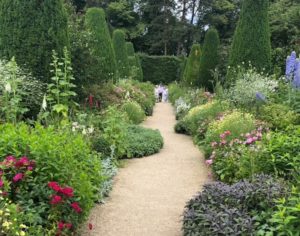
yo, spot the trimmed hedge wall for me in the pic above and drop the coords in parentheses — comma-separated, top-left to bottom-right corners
(138, 54, 185, 84)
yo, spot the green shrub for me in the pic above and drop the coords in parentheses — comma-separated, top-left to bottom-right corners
(0, 123, 102, 231)
(121, 101, 145, 124)
(112, 29, 130, 79)
(182, 44, 201, 86)
(198, 28, 220, 90)
(259, 126, 300, 180)
(101, 106, 129, 159)
(183, 174, 287, 236)
(169, 82, 188, 105)
(125, 125, 163, 158)
(139, 54, 185, 84)
(174, 120, 189, 134)
(0, 0, 69, 81)
(260, 103, 299, 129)
(268, 187, 300, 235)
(85, 8, 117, 82)
(0, 58, 45, 122)
(225, 67, 278, 110)
(183, 101, 228, 136)
(203, 111, 255, 155)
(228, 0, 271, 76)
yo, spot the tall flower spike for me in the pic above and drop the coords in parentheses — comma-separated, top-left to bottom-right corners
(293, 59, 300, 88)
(286, 51, 297, 80)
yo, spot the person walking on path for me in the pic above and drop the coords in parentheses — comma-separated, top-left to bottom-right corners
(162, 88, 168, 102)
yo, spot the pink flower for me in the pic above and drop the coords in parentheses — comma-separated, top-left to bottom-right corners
(220, 133, 226, 139)
(5, 156, 16, 162)
(205, 159, 213, 166)
(59, 187, 74, 198)
(50, 195, 63, 205)
(15, 156, 30, 168)
(245, 138, 254, 145)
(220, 140, 227, 145)
(70, 202, 82, 213)
(88, 223, 93, 230)
(0, 179, 3, 188)
(13, 173, 24, 182)
(48, 182, 61, 192)
(211, 142, 218, 148)
(27, 166, 34, 171)
(57, 221, 64, 230)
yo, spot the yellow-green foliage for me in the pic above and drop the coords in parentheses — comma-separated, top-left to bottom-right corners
(260, 103, 299, 130)
(121, 101, 145, 124)
(184, 101, 228, 135)
(205, 111, 255, 143)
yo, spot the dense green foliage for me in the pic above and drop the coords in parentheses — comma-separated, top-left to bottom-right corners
(121, 101, 145, 124)
(198, 29, 220, 90)
(112, 29, 130, 79)
(0, 123, 102, 232)
(85, 8, 117, 82)
(229, 0, 271, 74)
(139, 54, 185, 84)
(182, 44, 201, 86)
(126, 125, 164, 158)
(126, 42, 143, 81)
(0, 0, 69, 81)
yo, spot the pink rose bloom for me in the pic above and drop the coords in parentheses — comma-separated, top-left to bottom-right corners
(13, 173, 24, 182)
(205, 159, 213, 166)
(245, 138, 254, 145)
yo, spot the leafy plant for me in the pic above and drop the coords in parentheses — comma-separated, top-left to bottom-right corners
(44, 48, 77, 123)
(0, 58, 29, 123)
(260, 103, 299, 130)
(101, 106, 129, 159)
(225, 67, 278, 111)
(0, 123, 103, 232)
(183, 174, 287, 236)
(125, 125, 163, 158)
(183, 101, 228, 136)
(121, 101, 145, 124)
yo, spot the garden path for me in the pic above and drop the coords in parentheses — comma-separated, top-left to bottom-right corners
(82, 102, 209, 236)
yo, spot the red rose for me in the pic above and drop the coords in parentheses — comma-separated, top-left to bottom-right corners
(70, 202, 82, 213)
(50, 195, 63, 205)
(59, 187, 74, 197)
(13, 173, 24, 182)
(57, 221, 64, 230)
(48, 182, 61, 192)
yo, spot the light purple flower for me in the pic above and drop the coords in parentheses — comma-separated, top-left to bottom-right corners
(292, 59, 300, 88)
(286, 51, 297, 79)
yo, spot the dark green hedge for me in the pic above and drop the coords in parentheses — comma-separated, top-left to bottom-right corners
(138, 54, 185, 84)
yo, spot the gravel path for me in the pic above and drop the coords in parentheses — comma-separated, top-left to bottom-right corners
(82, 103, 209, 236)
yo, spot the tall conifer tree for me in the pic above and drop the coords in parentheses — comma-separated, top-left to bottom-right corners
(198, 28, 220, 90)
(85, 7, 117, 82)
(0, 0, 69, 81)
(182, 44, 201, 86)
(229, 0, 271, 73)
(113, 29, 130, 79)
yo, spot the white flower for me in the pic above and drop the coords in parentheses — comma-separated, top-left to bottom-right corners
(72, 127, 76, 132)
(88, 126, 94, 134)
(82, 129, 87, 135)
(42, 95, 47, 110)
(4, 82, 11, 93)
